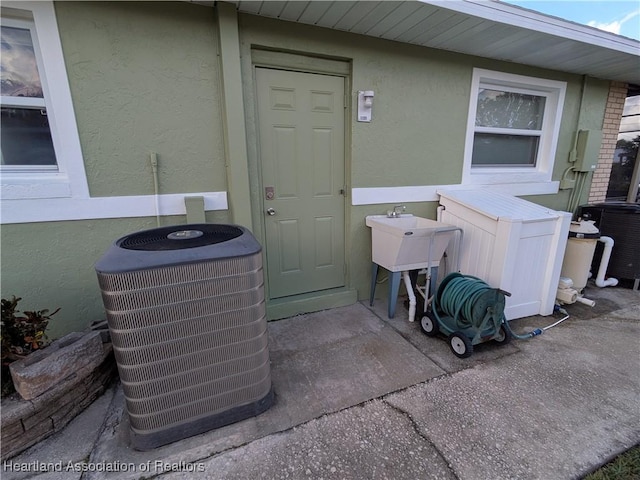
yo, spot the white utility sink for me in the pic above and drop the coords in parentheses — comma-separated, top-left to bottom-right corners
(365, 214, 458, 272)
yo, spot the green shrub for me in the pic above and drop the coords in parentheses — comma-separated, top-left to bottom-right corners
(1, 296, 59, 397)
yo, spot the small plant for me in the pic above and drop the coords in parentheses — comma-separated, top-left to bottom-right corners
(1, 296, 59, 397)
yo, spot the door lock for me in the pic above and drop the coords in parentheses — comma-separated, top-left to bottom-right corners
(265, 186, 275, 200)
(266, 208, 276, 216)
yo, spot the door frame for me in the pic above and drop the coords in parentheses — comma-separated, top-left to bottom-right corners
(247, 49, 355, 318)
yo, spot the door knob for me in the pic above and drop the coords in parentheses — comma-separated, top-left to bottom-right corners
(266, 208, 276, 216)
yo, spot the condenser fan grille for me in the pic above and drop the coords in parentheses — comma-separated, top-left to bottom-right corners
(119, 224, 243, 250)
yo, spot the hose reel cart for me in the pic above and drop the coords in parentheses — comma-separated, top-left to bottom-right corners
(420, 273, 514, 358)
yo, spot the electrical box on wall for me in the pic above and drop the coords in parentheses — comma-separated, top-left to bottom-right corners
(574, 129, 602, 172)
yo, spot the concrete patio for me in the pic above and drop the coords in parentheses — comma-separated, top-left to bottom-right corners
(3, 282, 639, 480)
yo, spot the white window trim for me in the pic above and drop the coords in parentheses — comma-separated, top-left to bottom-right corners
(462, 68, 567, 186)
(1, 1, 89, 200)
(1, 192, 229, 224)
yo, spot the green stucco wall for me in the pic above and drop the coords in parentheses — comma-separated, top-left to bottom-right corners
(235, 13, 610, 305)
(1, 2, 612, 337)
(3, 218, 156, 338)
(1, 2, 231, 338)
(55, 1, 227, 197)
(239, 14, 468, 190)
(525, 76, 611, 212)
(1, 211, 231, 340)
(237, 14, 609, 197)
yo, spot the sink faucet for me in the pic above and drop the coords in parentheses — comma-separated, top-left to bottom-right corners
(387, 205, 406, 218)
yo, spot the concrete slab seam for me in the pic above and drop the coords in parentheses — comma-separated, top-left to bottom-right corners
(380, 398, 461, 480)
(142, 388, 459, 479)
(81, 383, 119, 465)
(85, 384, 127, 478)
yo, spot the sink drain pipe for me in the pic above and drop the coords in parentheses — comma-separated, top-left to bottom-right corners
(403, 271, 417, 322)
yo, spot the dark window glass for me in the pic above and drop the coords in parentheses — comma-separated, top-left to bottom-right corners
(1, 25, 57, 167)
(1, 107, 56, 166)
(472, 133, 539, 167)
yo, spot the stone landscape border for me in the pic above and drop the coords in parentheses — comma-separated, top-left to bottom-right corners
(1, 330, 117, 461)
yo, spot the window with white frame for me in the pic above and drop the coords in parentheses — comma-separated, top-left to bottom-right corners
(462, 69, 566, 187)
(2, 17, 57, 170)
(1, 1, 88, 200)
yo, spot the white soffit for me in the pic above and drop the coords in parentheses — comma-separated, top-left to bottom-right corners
(212, 0, 640, 84)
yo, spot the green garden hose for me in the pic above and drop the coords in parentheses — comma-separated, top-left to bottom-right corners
(436, 274, 544, 340)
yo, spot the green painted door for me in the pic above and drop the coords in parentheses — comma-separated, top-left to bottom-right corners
(256, 67, 346, 299)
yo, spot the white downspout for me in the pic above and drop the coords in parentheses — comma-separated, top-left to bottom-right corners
(595, 236, 619, 287)
(403, 271, 416, 322)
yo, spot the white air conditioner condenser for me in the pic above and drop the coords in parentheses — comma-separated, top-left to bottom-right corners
(95, 223, 273, 450)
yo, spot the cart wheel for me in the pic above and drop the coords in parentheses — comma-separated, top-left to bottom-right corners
(494, 324, 513, 345)
(420, 312, 439, 337)
(449, 332, 473, 358)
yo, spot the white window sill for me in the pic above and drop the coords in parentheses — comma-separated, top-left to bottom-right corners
(1, 173, 73, 199)
(351, 182, 559, 205)
(464, 168, 552, 186)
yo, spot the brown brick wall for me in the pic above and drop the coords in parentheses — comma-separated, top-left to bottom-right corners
(588, 81, 629, 203)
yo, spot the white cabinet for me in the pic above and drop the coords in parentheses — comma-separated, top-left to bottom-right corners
(438, 190, 571, 320)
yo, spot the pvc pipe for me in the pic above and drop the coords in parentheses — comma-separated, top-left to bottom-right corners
(150, 153, 161, 227)
(595, 236, 619, 288)
(403, 271, 416, 322)
(576, 296, 596, 307)
(556, 287, 578, 304)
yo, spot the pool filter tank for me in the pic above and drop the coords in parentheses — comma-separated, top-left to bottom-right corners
(557, 219, 619, 306)
(561, 220, 601, 291)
